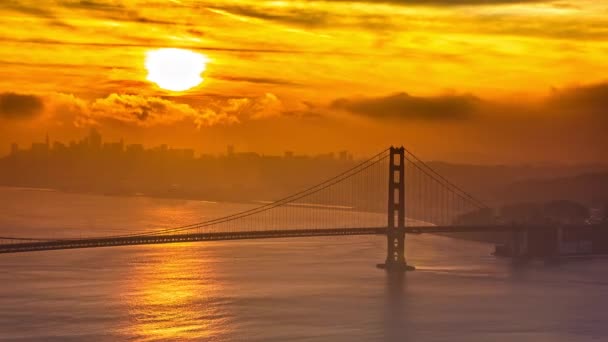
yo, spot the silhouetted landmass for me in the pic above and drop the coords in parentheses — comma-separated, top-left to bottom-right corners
(428, 162, 608, 205)
(497, 172, 608, 206)
(449, 199, 606, 244)
(456, 200, 598, 226)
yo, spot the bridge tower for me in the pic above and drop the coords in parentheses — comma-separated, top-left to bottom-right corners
(378, 146, 415, 271)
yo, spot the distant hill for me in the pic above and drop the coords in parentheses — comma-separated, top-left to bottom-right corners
(426, 162, 608, 205)
(497, 172, 608, 206)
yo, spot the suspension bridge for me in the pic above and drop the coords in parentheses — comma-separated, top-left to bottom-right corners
(0, 146, 603, 270)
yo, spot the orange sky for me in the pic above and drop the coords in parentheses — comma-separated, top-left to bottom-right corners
(0, 0, 607, 163)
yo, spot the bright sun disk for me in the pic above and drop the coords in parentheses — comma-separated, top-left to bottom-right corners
(145, 48, 208, 92)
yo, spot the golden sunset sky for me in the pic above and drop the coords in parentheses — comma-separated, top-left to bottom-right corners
(0, 0, 607, 163)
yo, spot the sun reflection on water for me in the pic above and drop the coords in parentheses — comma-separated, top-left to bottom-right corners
(120, 245, 230, 341)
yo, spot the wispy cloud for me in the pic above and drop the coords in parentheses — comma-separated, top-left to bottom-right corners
(324, 0, 553, 5)
(1, 1, 55, 18)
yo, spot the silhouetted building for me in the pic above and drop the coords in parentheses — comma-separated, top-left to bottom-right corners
(103, 140, 124, 155)
(53, 141, 67, 153)
(126, 144, 144, 155)
(10, 143, 18, 156)
(89, 128, 102, 151)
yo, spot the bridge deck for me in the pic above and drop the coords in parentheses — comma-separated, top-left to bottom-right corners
(0, 225, 551, 254)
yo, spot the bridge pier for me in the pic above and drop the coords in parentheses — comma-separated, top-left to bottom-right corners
(377, 228, 414, 271)
(377, 147, 415, 271)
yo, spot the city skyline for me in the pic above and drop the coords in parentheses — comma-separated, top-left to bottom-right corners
(6, 128, 356, 161)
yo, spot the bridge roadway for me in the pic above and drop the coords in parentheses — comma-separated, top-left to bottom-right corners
(0, 225, 548, 254)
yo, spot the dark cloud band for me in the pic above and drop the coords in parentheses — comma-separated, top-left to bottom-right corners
(0, 93, 44, 120)
(331, 92, 479, 120)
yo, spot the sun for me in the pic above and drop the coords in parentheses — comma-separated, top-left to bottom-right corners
(145, 48, 208, 92)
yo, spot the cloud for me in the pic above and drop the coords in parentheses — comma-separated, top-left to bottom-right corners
(0, 1, 76, 30)
(331, 92, 480, 120)
(326, 0, 551, 5)
(207, 1, 559, 33)
(214, 75, 301, 86)
(0, 37, 307, 55)
(208, 4, 402, 31)
(329, 80, 608, 128)
(0, 1, 55, 18)
(209, 5, 330, 28)
(0, 92, 44, 120)
(59, 0, 177, 25)
(84, 93, 240, 127)
(201, 1, 608, 45)
(2, 92, 286, 128)
(547, 82, 608, 116)
(60, 0, 122, 11)
(90, 94, 192, 125)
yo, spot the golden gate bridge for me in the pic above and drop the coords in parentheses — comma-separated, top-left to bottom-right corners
(0, 146, 603, 270)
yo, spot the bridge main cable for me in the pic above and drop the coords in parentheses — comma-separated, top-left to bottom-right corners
(120, 150, 390, 238)
(402, 146, 488, 210)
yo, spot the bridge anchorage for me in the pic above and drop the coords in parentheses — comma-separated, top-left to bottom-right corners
(377, 147, 415, 271)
